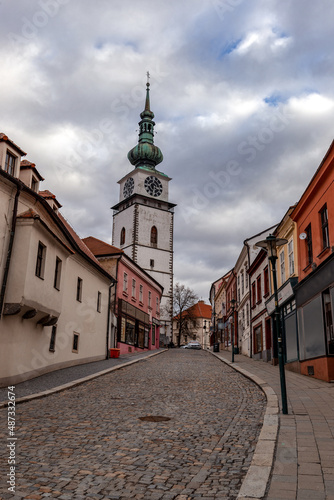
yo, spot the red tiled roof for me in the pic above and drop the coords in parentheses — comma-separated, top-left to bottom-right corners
(83, 236, 123, 256)
(173, 301, 212, 320)
(17, 208, 39, 219)
(39, 190, 62, 208)
(0, 133, 27, 156)
(20, 160, 45, 181)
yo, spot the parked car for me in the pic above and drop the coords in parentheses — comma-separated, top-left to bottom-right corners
(184, 341, 201, 350)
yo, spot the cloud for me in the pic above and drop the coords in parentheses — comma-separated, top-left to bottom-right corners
(1, 0, 334, 300)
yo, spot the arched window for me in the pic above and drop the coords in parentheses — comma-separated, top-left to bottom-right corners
(150, 226, 158, 246)
(120, 227, 126, 246)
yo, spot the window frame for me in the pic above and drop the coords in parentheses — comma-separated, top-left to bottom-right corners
(120, 227, 126, 246)
(5, 150, 17, 176)
(97, 291, 102, 313)
(53, 257, 62, 290)
(76, 277, 83, 302)
(123, 272, 128, 294)
(288, 239, 294, 275)
(279, 250, 285, 284)
(150, 226, 158, 247)
(319, 204, 330, 250)
(49, 325, 57, 352)
(35, 241, 46, 279)
(305, 224, 313, 266)
(72, 333, 79, 353)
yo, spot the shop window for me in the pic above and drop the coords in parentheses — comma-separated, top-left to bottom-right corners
(319, 205, 330, 250)
(35, 242, 46, 279)
(151, 324, 156, 345)
(323, 290, 334, 355)
(253, 324, 263, 354)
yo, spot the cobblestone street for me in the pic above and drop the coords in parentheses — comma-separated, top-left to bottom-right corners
(0, 350, 266, 500)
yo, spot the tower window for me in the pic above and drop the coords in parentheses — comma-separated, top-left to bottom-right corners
(120, 227, 126, 246)
(150, 259, 154, 268)
(151, 226, 158, 247)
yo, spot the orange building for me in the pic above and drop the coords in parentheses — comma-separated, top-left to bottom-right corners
(291, 141, 334, 382)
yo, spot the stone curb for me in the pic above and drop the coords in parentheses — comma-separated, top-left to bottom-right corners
(0, 349, 168, 409)
(209, 351, 279, 500)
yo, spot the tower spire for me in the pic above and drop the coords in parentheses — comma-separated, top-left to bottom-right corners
(127, 76, 163, 170)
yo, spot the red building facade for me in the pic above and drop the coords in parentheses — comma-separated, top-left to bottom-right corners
(291, 141, 334, 381)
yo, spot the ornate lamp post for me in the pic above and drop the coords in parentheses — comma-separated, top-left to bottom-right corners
(230, 298, 237, 363)
(255, 234, 288, 414)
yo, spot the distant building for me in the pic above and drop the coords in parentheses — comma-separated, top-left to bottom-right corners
(83, 237, 163, 355)
(0, 133, 115, 386)
(291, 141, 334, 382)
(172, 300, 212, 348)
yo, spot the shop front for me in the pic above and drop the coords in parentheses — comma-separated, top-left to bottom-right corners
(117, 299, 158, 354)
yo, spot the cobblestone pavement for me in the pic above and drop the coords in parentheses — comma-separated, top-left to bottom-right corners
(0, 349, 266, 499)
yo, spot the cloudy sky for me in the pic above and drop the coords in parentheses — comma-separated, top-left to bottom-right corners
(1, 0, 334, 300)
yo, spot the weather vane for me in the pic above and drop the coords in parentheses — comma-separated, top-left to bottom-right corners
(147, 71, 150, 84)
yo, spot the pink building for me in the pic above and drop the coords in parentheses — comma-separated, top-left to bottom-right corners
(83, 237, 163, 355)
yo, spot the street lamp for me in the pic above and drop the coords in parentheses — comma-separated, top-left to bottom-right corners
(255, 234, 288, 414)
(230, 298, 237, 363)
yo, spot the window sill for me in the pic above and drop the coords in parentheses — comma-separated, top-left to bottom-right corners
(317, 246, 331, 259)
(131, 297, 136, 302)
(256, 300, 262, 305)
(139, 301, 144, 307)
(122, 291, 128, 298)
(302, 263, 313, 273)
(263, 292, 269, 299)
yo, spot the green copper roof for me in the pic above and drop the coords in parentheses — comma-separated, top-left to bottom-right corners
(127, 82, 163, 169)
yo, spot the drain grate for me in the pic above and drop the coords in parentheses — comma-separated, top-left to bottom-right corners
(139, 415, 171, 422)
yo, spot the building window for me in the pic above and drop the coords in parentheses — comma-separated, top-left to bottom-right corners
(280, 250, 285, 284)
(256, 276, 262, 304)
(264, 267, 269, 296)
(120, 227, 126, 246)
(151, 226, 158, 246)
(49, 325, 57, 352)
(123, 273, 128, 293)
(253, 324, 263, 354)
(54, 257, 62, 290)
(72, 333, 79, 353)
(35, 242, 46, 279)
(97, 291, 102, 312)
(148, 291, 152, 308)
(31, 176, 38, 192)
(320, 205, 330, 250)
(305, 224, 313, 265)
(252, 282, 256, 308)
(288, 239, 294, 275)
(246, 302, 250, 327)
(76, 277, 83, 302)
(150, 259, 154, 268)
(5, 151, 16, 176)
(241, 271, 244, 295)
(132, 279, 136, 298)
(139, 284, 143, 303)
(323, 290, 334, 355)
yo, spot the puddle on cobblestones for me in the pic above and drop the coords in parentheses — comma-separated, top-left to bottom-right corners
(139, 415, 171, 422)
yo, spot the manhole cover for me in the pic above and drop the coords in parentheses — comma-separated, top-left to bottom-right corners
(139, 416, 171, 422)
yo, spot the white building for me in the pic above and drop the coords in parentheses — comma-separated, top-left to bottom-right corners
(112, 81, 175, 343)
(0, 133, 115, 386)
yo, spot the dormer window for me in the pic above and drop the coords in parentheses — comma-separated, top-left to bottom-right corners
(31, 176, 38, 192)
(5, 151, 16, 176)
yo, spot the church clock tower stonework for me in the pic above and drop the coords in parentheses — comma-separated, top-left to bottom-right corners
(112, 79, 176, 343)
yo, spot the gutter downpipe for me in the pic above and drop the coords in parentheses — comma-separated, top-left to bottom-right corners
(0, 184, 21, 319)
(244, 240, 253, 358)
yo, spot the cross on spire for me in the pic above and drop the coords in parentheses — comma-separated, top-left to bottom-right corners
(147, 71, 150, 85)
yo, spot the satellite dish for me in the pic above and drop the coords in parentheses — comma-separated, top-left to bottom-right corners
(299, 233, 307, 240)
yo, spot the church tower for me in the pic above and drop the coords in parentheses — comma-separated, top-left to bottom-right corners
(112, 77, 176, 342)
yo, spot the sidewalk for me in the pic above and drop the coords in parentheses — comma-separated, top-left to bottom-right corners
(0, 349, 166, 406)
(212, 350, 334, 500)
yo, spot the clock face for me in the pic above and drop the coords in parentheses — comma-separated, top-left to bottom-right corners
(144, 176, 163, 197)
(123, 177, 134, 198)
